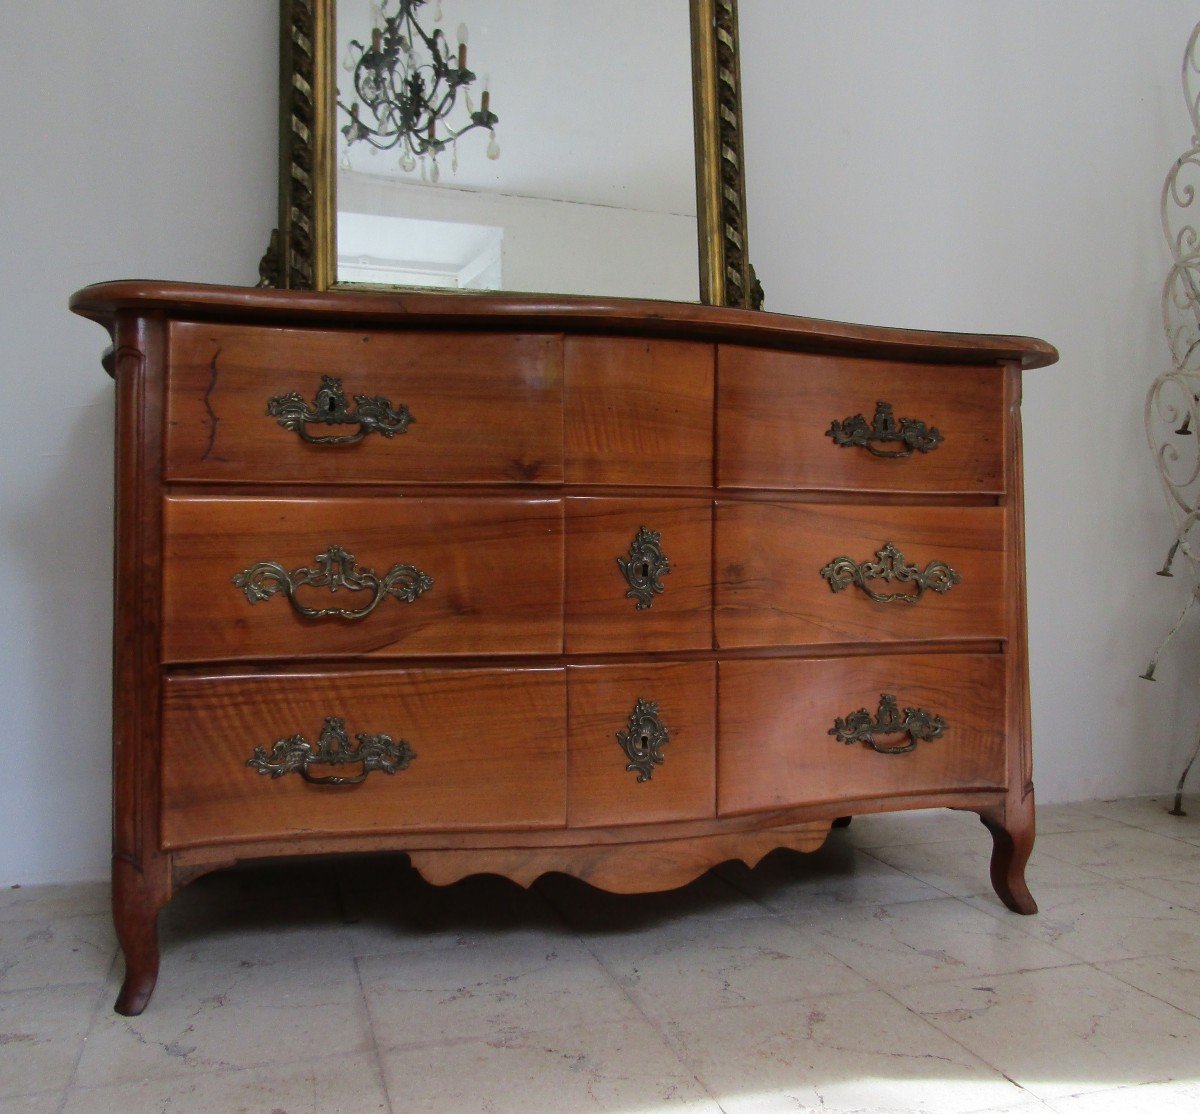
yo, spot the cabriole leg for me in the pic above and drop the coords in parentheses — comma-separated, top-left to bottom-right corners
(112, 856, 167, 1016)
(977, 799, 1037, 915)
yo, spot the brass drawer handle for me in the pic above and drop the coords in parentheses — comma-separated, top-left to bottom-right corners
(266, 375, 414, 445)
(820, 543, 961, 604)
(248, 715, 416, 786)
(617, 698, 669, 782)
(233, 544, 433, 620)
(617, 527, 670, 610)
(826, 400, 942, 458)
(829, 693, 946, 755)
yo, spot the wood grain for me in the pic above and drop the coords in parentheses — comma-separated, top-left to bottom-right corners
(717, 346, 1006, 493)
(160, 668, 566, 849)
(165, 323, 563, 484)
(715, 502, 1005, 647)
(566, 497, 713, 653)
(567, 662, 716, 829)
(161, 496, 564, 662)
(564, 337, 714, 485)
(718, 654, 1007, 816)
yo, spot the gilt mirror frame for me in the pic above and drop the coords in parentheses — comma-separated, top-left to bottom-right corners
(261, 0, 759, 308)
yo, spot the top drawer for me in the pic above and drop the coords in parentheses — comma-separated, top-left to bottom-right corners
(717, 346, 1005, 494)
(164, 322, 563, 485)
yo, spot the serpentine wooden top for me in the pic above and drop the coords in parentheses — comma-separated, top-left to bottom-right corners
(71, 280, 1058, 371)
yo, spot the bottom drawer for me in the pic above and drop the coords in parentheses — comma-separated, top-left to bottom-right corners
(161, 669, 566, 849)
(718, 654, 1006, 816)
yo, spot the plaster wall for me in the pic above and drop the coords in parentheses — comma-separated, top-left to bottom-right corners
(0, 0, 1195, 883)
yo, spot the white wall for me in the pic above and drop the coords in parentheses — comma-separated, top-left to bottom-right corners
(0, 1, 277, 884)
(740, 0, 1200, 804)
(1, 1, 1195, 884)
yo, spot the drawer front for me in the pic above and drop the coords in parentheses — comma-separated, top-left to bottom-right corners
(564, 337, 714, 486)
(162, 496, 563, 663)
(160, 669, 566, 849)
(566, 498, 712, 653)
(717, 346, 1005, 493)
(567, 662, 715, 828)
(718, 654, 1006, 816)
(165, 322, 563, 484)
(715, 503, 1005, 648)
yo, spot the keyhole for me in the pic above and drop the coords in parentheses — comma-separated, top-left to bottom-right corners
(640, 732, 650, 747)
(639, 561, 650, 579)
(324, 396, 337, 413)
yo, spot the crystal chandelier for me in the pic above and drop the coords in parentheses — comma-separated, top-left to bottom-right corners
(338, 0, 499, 183)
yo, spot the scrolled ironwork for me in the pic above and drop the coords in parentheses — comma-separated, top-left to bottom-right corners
(616, 698, 669, 782)
(248, 715, 415, 785)
(616, 527, 671, 610)
(826, 401, 943, 458)
(829, 694, 946, 756)
(267, 375, 414, 444)
(820, 543, 961, 605)
(1146, 21, 1200, 813)
(233, 544, 433, 620)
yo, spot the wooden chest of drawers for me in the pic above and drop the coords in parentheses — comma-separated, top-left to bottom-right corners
(71, 281, 1057, 1014)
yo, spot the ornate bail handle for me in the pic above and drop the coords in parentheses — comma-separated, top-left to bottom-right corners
(829, 693, 946, 755)
(820, 543, 961, 604)
(233, 544, 433, 620)
(266, 375, 414, 445)
(826, 400, 943, 458)
(248, 715, 416, 786)
(617, 527, 670, 610)
(617, 698, 669, 782)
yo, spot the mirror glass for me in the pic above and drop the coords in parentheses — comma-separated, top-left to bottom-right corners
(334, 0, 700, 300)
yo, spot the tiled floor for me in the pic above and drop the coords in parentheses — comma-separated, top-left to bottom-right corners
(2, 797, 1199, 1113)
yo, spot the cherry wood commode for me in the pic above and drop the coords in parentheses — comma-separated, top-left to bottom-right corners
(71, 281, 1057, 1014)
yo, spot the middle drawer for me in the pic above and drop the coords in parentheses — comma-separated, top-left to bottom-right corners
(716, 502, 1005, 647)
(162, 496, 564, 663)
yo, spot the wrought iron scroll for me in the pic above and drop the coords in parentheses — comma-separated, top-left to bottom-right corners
(616, 698, 669, 782)
(1145, 19, 1200, 815)
(829, 694, 946, 756)
(826, 401, 943, 458)
(233, 544, 433, 620)
(248, 715, 415, 785)
(820, 543, 961, 604)
(267, 375, 414, 444)
(617, 527, 671, 610)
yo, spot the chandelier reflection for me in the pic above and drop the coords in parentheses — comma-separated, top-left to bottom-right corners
(339, 0, 500, 183)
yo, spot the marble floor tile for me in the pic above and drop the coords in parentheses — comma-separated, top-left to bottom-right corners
(665, 989, 1030, 1113)
(893, 963, 1200, 1102)
(1034, 826, 1200, 882)
(359, 931, 641, 1050)
(963, 879, 1200, 963)
(0, 1090, 67, 1113)
(1077, 796, 1200, 844)
(74, 955, 371, 1089)
(377, 1016, 720, 1113)
(1097, 942, 1200, 1020)
(584, 911, 873, 1021)
(1123, 872, 1200, 912)
(0, 914, 116, 992)
(716, 841, 946, 911)
(63, 1051, 390, 1113)
(0, 881, 109, 923)
(799, 896, 1073, 989)
(0, 985, 104, 1101)
(866, 839, 1104, 903)
(1045, 1079, 1200, 1112)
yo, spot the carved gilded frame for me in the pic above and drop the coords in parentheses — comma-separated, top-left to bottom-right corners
(261, 0, 760, 308)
